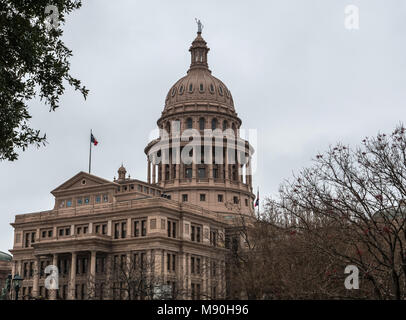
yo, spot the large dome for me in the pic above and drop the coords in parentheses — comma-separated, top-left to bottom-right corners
(163, 32, 235, 113)
(0, 251, 11, 261)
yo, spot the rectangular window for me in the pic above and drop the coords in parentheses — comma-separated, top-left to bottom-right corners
(29, 261, 34, 277)
(200, 194, 206, 201)
(25, 233, 30, 247)
(82, 257, 88, 274)
(191, 225, 201, 242)
(196, 258, 201, 274)
(96, 195, 101, 203)
(141, 220, 146, 236)
(213, 167, 219, 179)
(150, 219, 156, 230)
(182, 194, 188, 202)
(211, 261, 217, 277)
(198, 167, 206, 178)
(102, 224, 107, 235)
(233, 196, 239, 204)
(185, 167, 192, 178)
(114, 223, 120, 239)
(103, 194, 108, 202)
(196, 284, 201, 300)
(84, 197, 90, 204)
(167, 220, 177, 238)
(167, 253, 176, 272)
(134, 221, 139, 237)
(121, 222, 127, 238)
(66, 200, 72, 207)
(134, 219, 147, 237)
(210, 230, 217, 247)
(218, 194, 223, 202)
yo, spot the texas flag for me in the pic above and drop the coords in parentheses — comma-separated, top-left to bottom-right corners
(91, 133, 98, 146)
(254, 188, 259, 207)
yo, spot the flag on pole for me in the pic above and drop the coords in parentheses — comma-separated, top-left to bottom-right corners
(254, 188, 259, 207)
(89, 130, 98, 174)
(91, 133, 98, 146)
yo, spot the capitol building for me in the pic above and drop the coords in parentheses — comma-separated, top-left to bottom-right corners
(8, 26, 255, 300)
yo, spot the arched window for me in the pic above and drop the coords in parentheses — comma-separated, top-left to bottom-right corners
(186, 117, 193, 129)
(199, 83, 204, 92)
(209, 84, 215, 93)
(179, 85, 184, 94)
(189, 83, 193, 93)
(218, 86, 223, 96)
(199, 118, 205, 130)
(222, 120, 228, 130)
(211, 118, 218, 130)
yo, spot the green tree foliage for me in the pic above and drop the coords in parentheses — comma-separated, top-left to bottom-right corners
(0, 0, 88, 161)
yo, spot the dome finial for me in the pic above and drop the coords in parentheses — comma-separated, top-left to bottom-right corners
(118, 163, 127, 180)
(195, 18, 203, 34)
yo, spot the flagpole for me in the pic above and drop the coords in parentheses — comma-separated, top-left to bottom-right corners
(257, 186, 260, 217)
(89, 129, 92, 174)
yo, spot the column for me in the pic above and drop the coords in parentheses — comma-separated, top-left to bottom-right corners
(192, 146, 197, 180)
(175, 147, 180, 180)
(169, 151, 173, 181)
(104, 254, 112, 300)
(186, 253, 191, 299)
(162, 249, 167, 283)
(161, 162, 165, 184)
(147, 158, 151, 183)
(69, 252, 77, 300)
(179, 160, 184, 181)
(239, 164, 244, 184)
(127, 217, 132, 238)
(89, 251, 96, 299)
(50, 254, 58, 300)
(152, 159, 156, 184)
(224, 147, 229, 180)
(202, 257, 207, 300)
(247, 157, 252, 188)
(107, 220, 112, 236)
(208, 147, 213, 182)
(33, 256, 40, 298)
(89, 222, 93, 234)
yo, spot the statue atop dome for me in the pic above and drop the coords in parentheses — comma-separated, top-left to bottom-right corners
(195, 18, 203, 33)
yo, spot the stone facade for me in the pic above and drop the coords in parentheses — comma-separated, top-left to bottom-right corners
(9, 29, 255, 300)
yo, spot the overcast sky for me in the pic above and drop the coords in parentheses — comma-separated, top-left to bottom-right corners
(1, 0, 406, 253)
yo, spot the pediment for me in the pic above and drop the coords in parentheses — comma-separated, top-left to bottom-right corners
(51, 171, 116, 195)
